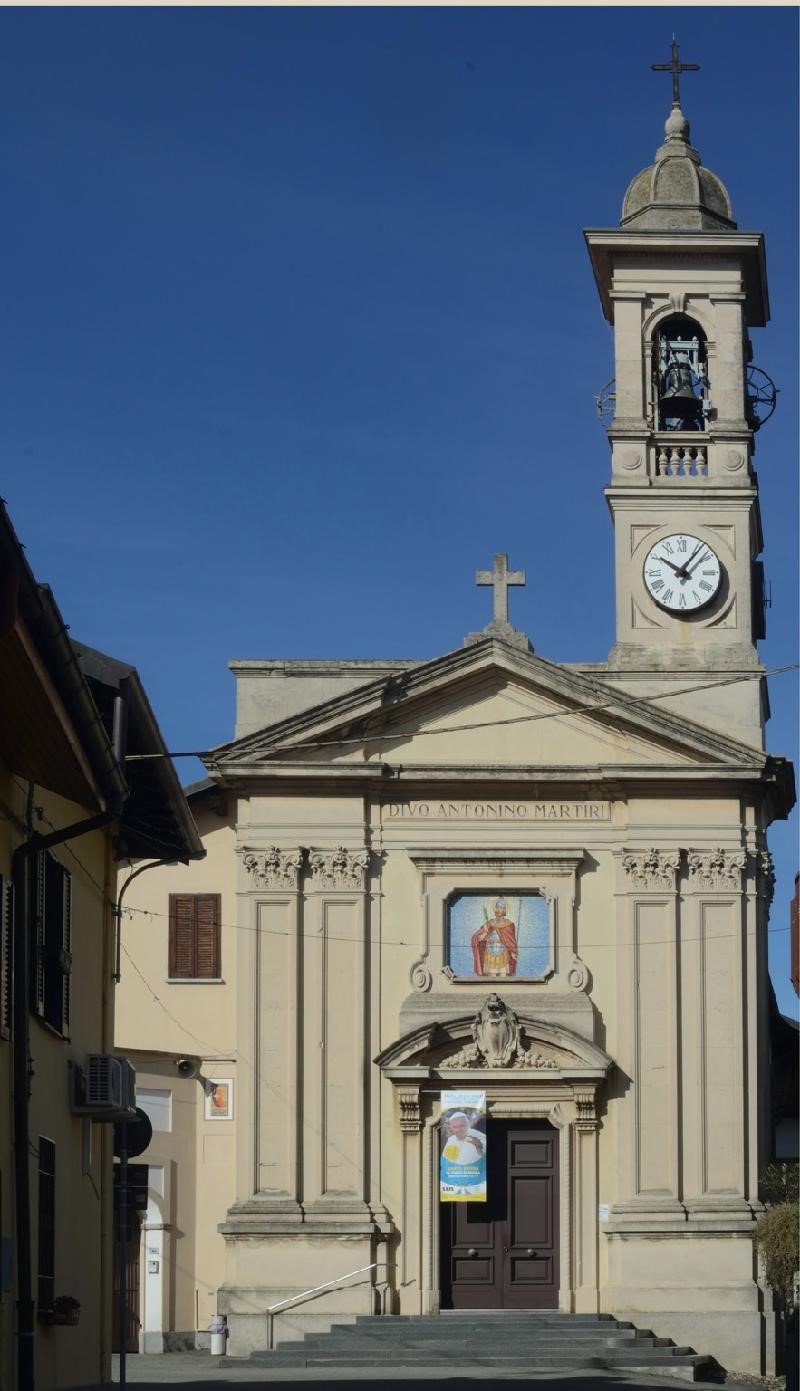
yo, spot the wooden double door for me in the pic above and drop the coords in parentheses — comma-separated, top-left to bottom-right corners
(440, 1120, 559, 1309)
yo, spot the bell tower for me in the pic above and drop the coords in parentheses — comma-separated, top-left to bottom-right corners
(585, 45, 776, 748)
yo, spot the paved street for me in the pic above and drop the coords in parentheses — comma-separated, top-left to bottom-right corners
(69, 1353, 758, 1390)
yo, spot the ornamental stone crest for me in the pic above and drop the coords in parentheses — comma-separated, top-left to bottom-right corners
(687, 848, 747, 892)
(241, 846, 303, 890)
(441, 994, 559, 1072)
(622, 847, 680, 890)
(309, 846, 371, 891)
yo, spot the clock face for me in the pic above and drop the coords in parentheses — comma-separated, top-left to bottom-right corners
(643, 532, 722, 613)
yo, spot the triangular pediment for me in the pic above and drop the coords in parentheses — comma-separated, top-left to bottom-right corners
(207, 638, 766, 778)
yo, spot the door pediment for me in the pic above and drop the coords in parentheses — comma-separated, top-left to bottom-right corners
(375, 993, 612, 1084)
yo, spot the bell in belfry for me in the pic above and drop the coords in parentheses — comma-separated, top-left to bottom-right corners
(660, 354, 703, 426)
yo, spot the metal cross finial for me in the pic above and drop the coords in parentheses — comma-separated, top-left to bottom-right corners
(651, 39, 699, 107)
(475, 553, 526, 625)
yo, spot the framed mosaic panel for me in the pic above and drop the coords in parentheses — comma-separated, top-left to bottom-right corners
(446, 891, 551, 981)
(204, 1078, 234, 1120)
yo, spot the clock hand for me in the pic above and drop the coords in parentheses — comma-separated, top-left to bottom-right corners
(685, 548, 712, 578)
(654, 554, 684, 575)
(673, 542, 703, 580)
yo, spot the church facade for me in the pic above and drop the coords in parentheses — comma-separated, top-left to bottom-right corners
(116, 72, 793, 1373)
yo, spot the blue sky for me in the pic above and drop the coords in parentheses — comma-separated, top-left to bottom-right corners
(1, 7, 797, 1013)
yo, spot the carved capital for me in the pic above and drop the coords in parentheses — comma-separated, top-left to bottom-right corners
(397, 1088, 421, 1134)
(622, 847, 680, 891)
(573, 1086, 598, 1133)
(757, 850, 775, 905)
(241, 846, 303, 891)
(687, 847, 747, 892)
(309, 846, 371, 891)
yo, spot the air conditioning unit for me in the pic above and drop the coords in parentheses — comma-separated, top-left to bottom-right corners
(69, 1055, 136, 1120)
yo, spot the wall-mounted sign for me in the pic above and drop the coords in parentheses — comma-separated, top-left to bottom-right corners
(440, 1090, 487, 1203)
(448, 892, 550, 980)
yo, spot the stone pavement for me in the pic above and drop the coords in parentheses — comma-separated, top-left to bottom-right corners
(71, 1353, 748, 1390)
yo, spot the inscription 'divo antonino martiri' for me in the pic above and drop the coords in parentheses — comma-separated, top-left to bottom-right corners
(384, 800, 610, 821)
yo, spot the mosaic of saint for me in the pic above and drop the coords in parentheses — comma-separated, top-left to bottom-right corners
(447, 892, 550, 980)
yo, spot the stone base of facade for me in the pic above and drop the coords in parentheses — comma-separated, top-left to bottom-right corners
(218, 1200, 393, 1355)
(604, 1229, 777, 1375)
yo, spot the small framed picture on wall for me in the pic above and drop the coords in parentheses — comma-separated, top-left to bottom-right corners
(204, 1078, 234, 1120)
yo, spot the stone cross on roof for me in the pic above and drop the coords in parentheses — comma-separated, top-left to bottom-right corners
(465, 552, 532, 652)
(476, 553, 526, 625)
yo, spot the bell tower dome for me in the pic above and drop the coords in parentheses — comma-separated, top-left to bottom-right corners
(585, 44, 774, 748)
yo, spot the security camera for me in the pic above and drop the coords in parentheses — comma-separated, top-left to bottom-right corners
(176, 1059, 200, 1079)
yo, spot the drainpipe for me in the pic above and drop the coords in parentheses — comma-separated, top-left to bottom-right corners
(12, 691, 129, 1391)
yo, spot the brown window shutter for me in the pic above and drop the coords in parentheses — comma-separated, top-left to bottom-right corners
(169, 895, 220, 979)
(194, 895, 221, 979)
(0, 876, 13, 1039)
(31, 852, 46, 1017)
(60, 870, 72, 1036)
(169, 895, 197, 978)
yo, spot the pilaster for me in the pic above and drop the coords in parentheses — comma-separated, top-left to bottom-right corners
(303, 846, 373, 1221)
(230, 845, 304, 1219)
(682, 847, 750, 1221)
(611, 847, 683, 1227)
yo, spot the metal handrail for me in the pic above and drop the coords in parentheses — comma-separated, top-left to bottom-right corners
(266, 1262, 379, 1349)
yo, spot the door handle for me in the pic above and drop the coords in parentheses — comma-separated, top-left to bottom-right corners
(526, 1248, 536, 1257)
(467, 1248, 478, 1257)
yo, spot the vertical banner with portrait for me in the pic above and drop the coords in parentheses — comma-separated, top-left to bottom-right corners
(439, 1090, 487, 1202)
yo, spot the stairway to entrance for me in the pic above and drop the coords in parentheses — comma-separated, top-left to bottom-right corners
(235, 1309, 714, 1378)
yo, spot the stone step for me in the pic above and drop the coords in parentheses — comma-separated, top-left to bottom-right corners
(250, 1341, 692, 1361)
(237, 1310, 708, 1382)
(276, 1324, 662, 1346)
(358, 1311, 614, 1323)
(242, 1352, 706, 1370)
(328, 1323, 653, 1337)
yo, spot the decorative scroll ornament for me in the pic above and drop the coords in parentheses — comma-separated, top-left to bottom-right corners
(309, 846, 371, 891)
(410, 962, 433, 993)
(241, 846, 303, 890)
(757, 850, 775, 905)
(622, 847, 680, 890)
(440, 994, 559, 1071)
(566, 954, 590, 993)
(397, 1088, 422, 1134)
(687, 847, 747, 892)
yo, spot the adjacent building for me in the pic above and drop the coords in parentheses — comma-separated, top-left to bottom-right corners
(0, 503, 202, 1391)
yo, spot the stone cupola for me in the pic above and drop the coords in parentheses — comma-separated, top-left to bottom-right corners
(621, 101, 736, 231)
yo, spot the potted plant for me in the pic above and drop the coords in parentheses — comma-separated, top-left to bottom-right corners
(51, 1296, 81, 1327)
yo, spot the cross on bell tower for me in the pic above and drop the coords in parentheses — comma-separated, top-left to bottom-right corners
(651, 39, 699, 108)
